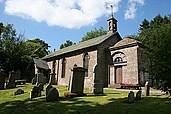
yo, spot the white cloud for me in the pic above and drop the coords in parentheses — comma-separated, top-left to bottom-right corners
(4, 0, 121, 28)
(124, 0, 144, 19)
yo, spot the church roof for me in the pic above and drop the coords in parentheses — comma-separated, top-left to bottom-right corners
(33, 58, 50, 70)
(42, 32, 120, 60)
(114, 37, 139, 47)
(110, 36, 143, 50)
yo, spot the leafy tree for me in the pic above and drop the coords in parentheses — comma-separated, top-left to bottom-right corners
(25, 38, 50, 58)
(0, 23, 50, 77)
(134, 14, 171, 88)
(0, 23, 26, 74)
(60, 40, 73, 49)
(81, 27, 107, 42)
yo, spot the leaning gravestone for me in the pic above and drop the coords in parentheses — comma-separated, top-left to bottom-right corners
(136, 90, 142, 100)
(46, 87, 59, 102)
(49, 73, 56, 85)
(30, 86, 41, 99)
(37, 83, 44, 91)
(128, 91, 134, 103)
(45, 84, 53, 97)
(14, 89, 24, 95)
(0, 71, 7, 90)
(31, 74, 38, 84)
(145, 81, 150, 96)
(6, 71, 16, 89)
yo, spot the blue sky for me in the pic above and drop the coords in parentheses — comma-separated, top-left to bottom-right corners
(0, 0, 171, 51)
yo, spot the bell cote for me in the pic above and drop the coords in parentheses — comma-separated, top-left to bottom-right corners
(107, 16, 117, 34)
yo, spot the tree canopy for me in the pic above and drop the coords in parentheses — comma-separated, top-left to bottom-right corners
(134, 14, 171, 88)
(0, 22, 50, 75)
(60, 40, 74, 49)
(81, 27, 107, 42)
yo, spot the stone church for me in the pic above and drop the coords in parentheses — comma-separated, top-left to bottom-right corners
(42, 16, 149, 93)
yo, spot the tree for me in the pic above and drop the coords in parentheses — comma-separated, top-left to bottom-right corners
(134, 14, 171, 88)
(0, 23, 26, 74)
(0, 23, 50, 76)
(60, 40, 73, 49)
(81, 27, 107, 42)
(25, 38, 50, 58)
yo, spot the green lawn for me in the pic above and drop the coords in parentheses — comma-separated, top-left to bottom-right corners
(0, 83, 171, 114)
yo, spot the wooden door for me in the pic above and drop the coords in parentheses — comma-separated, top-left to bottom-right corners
(115, 66, 122, 83)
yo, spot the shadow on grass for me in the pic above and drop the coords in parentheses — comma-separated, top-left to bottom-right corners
(0, 94, 171, 114)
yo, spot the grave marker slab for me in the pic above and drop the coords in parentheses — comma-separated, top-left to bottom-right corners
(0, 71, 6, 90)
(128, 91, 134, 103)
(46, 87, 59, 102)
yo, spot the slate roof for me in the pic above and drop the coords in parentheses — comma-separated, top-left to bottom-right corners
(42, 32, 119, 60)
(114, 36, 140, 47)
(109, 36, 143, 50)
(33, 58, 50, 70)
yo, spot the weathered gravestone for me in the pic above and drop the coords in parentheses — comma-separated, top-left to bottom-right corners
(136, 90, 142, 100)
(31, 74, 37, 84)
(45, 84, 53, 97)
(36, 73, 45, 85)
(90, 65, 103, 94)
(30, 86, 41, 99)
(14, 89, 24, 95)
(128, 91, 134, 103)
(6, 71, 16, 89)
(46, 87, 59, 102)
(68, 65, 86, 96)
(0, 71, 7, 90)
(145, 81, 150, 96)
(37, 83, 44, 91)
(49, 72, 56, 85)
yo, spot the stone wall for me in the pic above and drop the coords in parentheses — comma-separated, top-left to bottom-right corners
(48, 50, 97, 87)
(110, 46, 139, 85)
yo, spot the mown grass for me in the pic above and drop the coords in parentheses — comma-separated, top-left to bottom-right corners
(0, 83, 171, 114)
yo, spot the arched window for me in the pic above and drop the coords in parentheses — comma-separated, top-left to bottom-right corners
(83, 53, 89, 77)
(114, 57, 123, 63)
(61, 58, 66, 78)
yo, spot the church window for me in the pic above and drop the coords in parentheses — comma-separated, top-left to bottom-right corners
(61, 58, 66, 78)
(114, 57, 123, 63)
(83, 53, 89, 77)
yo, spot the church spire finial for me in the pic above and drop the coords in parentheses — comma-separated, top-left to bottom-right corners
(110, 5, 113, 18)
(107, 5, 117, 34)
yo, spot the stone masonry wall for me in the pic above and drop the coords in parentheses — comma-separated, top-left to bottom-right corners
(53, 50, 97, 87)
(110, 46, 139, 85)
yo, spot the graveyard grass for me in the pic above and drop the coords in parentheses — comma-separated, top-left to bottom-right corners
(0, 83, 171, 114)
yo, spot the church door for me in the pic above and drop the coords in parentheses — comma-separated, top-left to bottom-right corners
(115, 66, 122, 83)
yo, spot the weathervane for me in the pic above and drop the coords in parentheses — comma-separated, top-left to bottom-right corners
(110, 5, 113, 17)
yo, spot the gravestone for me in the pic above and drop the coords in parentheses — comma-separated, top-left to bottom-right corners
(36, 73, 44, 85)
(31, 74, 37, 84)
(46, 87, 59, 102)
(136, 90, 142, 100)
(45, 84, 53, 97)
(128, 91, 134, 103)
(90, 65, 103, 94)
(14, 70, 21, 80)
(6, 71, 16, 89)
(30, 86, 41, 99)
(49, 73, 56, 85)
(37, 83, 44, 91)
(0, 71, 7, 90)
(68, 65, 86, 96)
(145, 81, 150, 96)
(14, 89, 24, 95)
